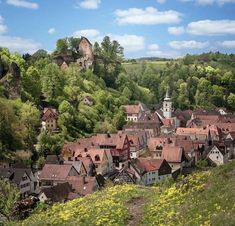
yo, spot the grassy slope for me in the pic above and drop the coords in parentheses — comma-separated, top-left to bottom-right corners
(15, 161, 235, 226)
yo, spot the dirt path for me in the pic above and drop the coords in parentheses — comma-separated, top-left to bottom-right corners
(126, 196, 146, 226)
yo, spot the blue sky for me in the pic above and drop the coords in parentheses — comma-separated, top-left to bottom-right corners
(0, 0, 235, 58)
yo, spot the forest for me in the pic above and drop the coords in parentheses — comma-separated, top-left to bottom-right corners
(0, 36, 235, 166)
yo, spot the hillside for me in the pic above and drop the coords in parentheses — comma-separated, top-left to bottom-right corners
(14, 161, 235, 226)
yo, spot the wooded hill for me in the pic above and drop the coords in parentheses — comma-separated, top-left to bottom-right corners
(0, 37, 235, 167)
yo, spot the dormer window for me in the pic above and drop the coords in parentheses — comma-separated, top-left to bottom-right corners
(95, 155, 100, 161)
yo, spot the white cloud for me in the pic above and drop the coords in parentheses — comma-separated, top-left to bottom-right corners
(180, 0, 235, 5)
(146, 43, 181, 58)
(147, 44, 160, 51)
(0, 16, 7, 34)
(73, 29, 100, 38)
(78, 0, 101, 9)
(218, 40, 235, 48)
(169, 40, 209, 49)
(0, 35, 41, 53)
(6, 0, 39, 9)
(48, 28, 56, 35)
(108, 34, 145, 52)
(115, 7, 182, 25)
(168, 26, 185, 35)
(187, 20, 235, 35)
(156, 0, 166, 3)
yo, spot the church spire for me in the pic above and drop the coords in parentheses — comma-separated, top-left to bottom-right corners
(164, 86, 171, 101)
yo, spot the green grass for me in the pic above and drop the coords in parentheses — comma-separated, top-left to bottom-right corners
(11, 161, 235, 226)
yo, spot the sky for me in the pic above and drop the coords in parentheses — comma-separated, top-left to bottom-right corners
(0, 0, 235, 58)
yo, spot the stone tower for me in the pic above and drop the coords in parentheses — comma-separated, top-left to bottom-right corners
(163, 87, 173, 119)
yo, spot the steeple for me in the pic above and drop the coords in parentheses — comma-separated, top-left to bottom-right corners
(163, 86, 173, 119)
(164, 86, 171, 101)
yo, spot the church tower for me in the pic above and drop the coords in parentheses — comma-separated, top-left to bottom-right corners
(163, 87, 173, 119)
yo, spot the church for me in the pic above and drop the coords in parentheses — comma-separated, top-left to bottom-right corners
(155, 87, 180, 134)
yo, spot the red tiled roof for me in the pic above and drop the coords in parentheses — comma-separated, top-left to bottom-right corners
(162, 147, 183, 163)
(66, 176, 97, 196)
(123, 105, 141, 114)
(42, 108, 58, 121)
(135, 158, 165, 172)
(40, 164, 75, 180)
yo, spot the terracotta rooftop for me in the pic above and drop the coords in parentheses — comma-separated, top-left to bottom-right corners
(40, 164, 76, 180)
(123, 105, 141, 114)
(162, 146, 184, 163)
(66, 176, 97, 196)
(134, 158, 165, 172)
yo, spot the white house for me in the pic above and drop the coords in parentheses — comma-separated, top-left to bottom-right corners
(207, 145, 229, 166)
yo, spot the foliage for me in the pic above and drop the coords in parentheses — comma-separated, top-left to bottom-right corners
(14, 161, 235, 226)
(196, 159, 208, 168)
(16, 185, 146, 226)
(0, 180, 20, 221)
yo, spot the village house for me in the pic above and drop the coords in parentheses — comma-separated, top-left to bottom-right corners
(60, 61, 69, 71)
(124, 121, 160, 138)
(119, 131, 147, 159)
(63, 157, 87, 176)
(161, 146, 187, 173)
(41, 107, 58, 131)
(129, 158, 172, 185)
(38, 182, 76, 203)
(0, 168, 32, 197)
(207, 145, 229, 166)
(104, 166, 137, 184)
(66, 176, 99, 196)
(39, 164, 80, 187)
(224, 131, 235, 158)
(123, 103, 149, 122)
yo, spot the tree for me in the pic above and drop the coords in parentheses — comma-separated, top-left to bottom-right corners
(41, 64, 65, 103)
(56, 38, 68, 53)
(227, 93, 235, 110)
(95, 36, 124, 87)
(0, 180, 20, 221)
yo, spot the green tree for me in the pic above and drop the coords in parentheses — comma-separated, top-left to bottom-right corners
(227, 93, 235, 110)
(0, 180, 20, 221)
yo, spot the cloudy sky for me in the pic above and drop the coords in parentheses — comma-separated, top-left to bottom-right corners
(0, 0, 235, 58)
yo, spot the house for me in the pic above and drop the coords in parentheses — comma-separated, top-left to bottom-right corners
(77, 156, 96, 176)
(176, 127, 211, 144)
(129, 158, 172, 185)
(41, 107, 58, 131)
(39, 164, 80, 187)
(120, 131, 147, 159)
(124, 121, 160, 138)
(93, 133, 130, 169)
(123, 104, 143, 122)
(61, 133, 130, 169)
(45, 155, 64, 165)
(63, 157, 87, 176)
(104, 166, 137, 184)
(224, 131, 235, 158)
(39, 182, 76, 203)
(0, 168, 32, 197)
(83, 96, 94, 106)
(161, 147, 187, 172)
(60, 61, 69, 71)
(85, 149, 112, 175)
(66, 176, 99, 196)
(207, 145, 229, 165)
(77, 37, 94, 69)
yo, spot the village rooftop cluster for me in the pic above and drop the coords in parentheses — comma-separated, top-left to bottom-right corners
(1, 86, 235, 204)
